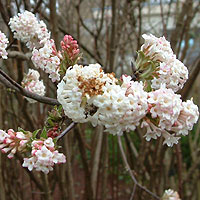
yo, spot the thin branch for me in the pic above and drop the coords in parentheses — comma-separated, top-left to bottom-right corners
(7, 51, 32, 60)
(109, 0, 116, 73)
(175, 144, 183, 198)
(0, 69, 60, 105)
(75, 3, 96, 38)
(56, 122, 76, 140)
(6, 39, 17, 51)
(33, 0, 43, 13)
(130, 184, 137, 200)
(118, 136, 160, 200)
(180, 57, 200, 101)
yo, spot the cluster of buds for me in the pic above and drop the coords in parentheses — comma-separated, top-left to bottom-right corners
(47, 125, 60, 138)
(21, 69, 46, 103)
(60, 35, 81, 75)
(61, 35, 80, 60)
(23, 137, 66, 174)
(0, 30, 9, 59)
(9, 10, 50, 49)
(0, 129, 32, 159)
(162, 189, 181, 200)
(0, 128, 66, 174)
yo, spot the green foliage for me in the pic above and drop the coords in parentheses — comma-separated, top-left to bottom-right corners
(32, 129, 41, 140)
(40, 127, 48, 139)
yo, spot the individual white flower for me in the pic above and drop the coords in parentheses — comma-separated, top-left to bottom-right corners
(0, 31, 9, 59)
(162, 189, 181, 200)
(27, 69, 40, 81)
(44, 137, 54, 148)
(141, 120, 162, 141)
(22, 157, 36, 171)
(34, 161, 53, 174)
(9, 10, 50, 49)
(35, 145, 53, 163)
(162, 132, 180, 147)
(52, 151, 66, 164)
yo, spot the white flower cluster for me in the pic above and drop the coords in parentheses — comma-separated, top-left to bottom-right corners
(9, 10, 50, 49)
(57, 64, 148, 135)
(0, 31, 9, 59)
(22, 69, 45, 103)
(142, 86, 199, 147)
(141, 34, 188, 92)
(0, 129, 32, 159)
(22, 137, 66, 174)
(171, 99, 199, 136)
(58, 63, 199, 146)
(32, 39, 61, 82)
(162, 189, 181, 200)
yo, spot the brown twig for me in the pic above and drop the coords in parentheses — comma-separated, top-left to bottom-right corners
(8, 51, 32, 60)
(56, 122, 77, 140)
(0, 69, 60, 105)
(175, 144, 183, 198)
(117, 136, 161, 200)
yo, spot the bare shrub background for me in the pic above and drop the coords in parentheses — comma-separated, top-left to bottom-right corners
(0, 0, 199, 199)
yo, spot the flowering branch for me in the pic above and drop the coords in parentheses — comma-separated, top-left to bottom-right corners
(0, 69, 60, 105)
(117, 136, 161, 200)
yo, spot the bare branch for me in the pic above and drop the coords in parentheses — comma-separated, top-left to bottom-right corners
(8, 51, 32, 61)
(56, 122, 76, 140)
(180, 57, 200, 101)
(118, 136, 161, 200)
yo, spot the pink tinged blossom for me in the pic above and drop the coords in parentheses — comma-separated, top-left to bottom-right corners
(147, 86, 182, 130)
(141, 34, 174, 62)
(0, 130, 9, 142)
(7, 152, 14, 159)
(52, 151, 66, 164)
(16, 132, 26, 140)
(0, 128, 32, 158)
(22, 69, 46, 103)
(0, 31, 9, 59)
(171, 99, 199, 136)
(44, 137, 55, 148)
(31, 39, 61, 82)
(151, 58, 188, 92)
(1, 147, 12, 153)
(0, 143, 7, 149)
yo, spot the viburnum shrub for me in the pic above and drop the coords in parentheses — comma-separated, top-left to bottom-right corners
(0, 10, 199, 197)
